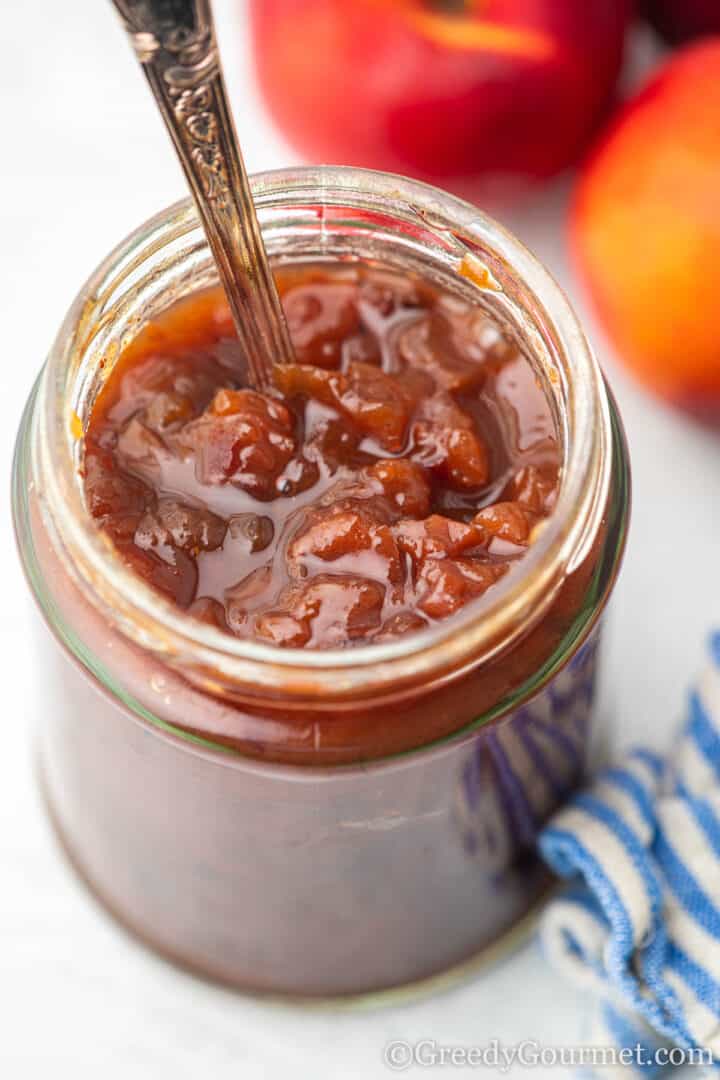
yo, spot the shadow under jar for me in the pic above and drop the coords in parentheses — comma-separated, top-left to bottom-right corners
(13, 167, 629, 999)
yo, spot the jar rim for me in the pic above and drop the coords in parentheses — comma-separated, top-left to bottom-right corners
(35, 165, 614, 707)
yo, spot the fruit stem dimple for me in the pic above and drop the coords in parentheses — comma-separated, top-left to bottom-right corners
(425, 0, 473, 14)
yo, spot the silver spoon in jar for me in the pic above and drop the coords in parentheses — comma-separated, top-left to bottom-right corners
(110, 0, 295, 391)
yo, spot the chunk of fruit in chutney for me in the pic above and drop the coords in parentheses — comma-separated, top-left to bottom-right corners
(84, 452, 153, 541)
(397, 312, 488, 392)
(473, 502, 535, 547)
(228, 513, 274, 554)
(288, 506, 403, 588)
(507, 464, 558, 516)
(82, 264, 560, 648)
(394, 514, 486, 564)
(119, 541, 198, 609)
(274, 361, 418, 453)
(180, 389, 295, 497)
(256, 575, 386, 648)
(134, 499, 227, 556)
(411, 394, 490, 490)
(366, 459, 431, 519)
(416, 558, 508, 620)
(284, 282, 359, 367)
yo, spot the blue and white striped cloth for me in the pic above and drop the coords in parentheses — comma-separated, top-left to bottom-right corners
(539, 634, 720, 1074)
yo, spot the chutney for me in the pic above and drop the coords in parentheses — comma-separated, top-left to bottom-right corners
(83, 264, 560, 649)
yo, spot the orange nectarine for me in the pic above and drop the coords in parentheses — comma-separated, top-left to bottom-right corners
(572, 40, 720, 423)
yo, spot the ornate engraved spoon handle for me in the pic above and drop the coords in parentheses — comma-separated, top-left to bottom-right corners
(110, 0, 294, 390)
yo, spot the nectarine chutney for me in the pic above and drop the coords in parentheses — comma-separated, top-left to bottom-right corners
(83, 265, 559, 650)
(16, 169, 629, 997)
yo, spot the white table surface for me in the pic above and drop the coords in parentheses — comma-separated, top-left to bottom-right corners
(2, 4, 719, 1076)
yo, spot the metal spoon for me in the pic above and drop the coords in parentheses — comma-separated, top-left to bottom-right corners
(110, 0, 294, 391)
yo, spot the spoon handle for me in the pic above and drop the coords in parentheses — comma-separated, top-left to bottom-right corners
(110, 0, 294, 390)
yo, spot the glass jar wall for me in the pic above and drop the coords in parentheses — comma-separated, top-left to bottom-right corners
(13, 167, 629, 997)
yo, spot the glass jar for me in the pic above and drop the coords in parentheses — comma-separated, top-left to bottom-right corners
(13, 166, 629, 999)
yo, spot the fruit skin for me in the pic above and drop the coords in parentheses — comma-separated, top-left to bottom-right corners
(571, 40, 720, 423)
(642, 0, 720, 44)
(250, 0, 630, 203)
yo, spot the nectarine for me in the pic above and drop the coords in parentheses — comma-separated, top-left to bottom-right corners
(572, 40, 720, 423)
(250, 0, 631, 203)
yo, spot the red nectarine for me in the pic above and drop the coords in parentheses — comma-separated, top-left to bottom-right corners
(250, 0, 631, 203)
(572, 40, 720, 423)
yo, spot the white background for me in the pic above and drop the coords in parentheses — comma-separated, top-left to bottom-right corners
(2, 3, 719, 1076)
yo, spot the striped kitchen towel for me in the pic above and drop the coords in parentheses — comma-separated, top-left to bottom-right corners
(538, 634, 720, 1075)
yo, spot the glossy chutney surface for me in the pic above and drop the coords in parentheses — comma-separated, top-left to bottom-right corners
(82, 263, 560, 650)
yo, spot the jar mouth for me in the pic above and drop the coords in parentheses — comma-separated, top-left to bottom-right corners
(36, 166, 612, 707)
